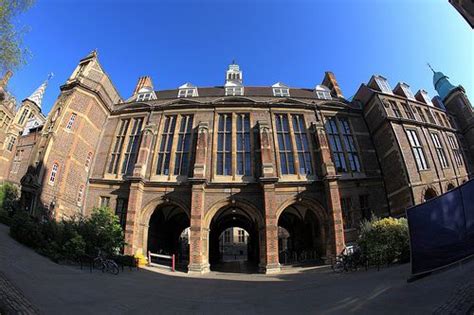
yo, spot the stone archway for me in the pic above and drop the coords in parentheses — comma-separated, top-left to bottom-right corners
(423, 187, 438, 202)
(203, 199, 264, 273)
(276, 200, 328, 265)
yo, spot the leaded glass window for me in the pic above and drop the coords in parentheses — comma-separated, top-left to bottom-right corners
(430, 133, 449, 168)
(121, 117, 144, 175)
(292, 114, 312, 175)
(275, 114, 295, 175)
(156, 116, 177, 175)
(217, 114, 232, 175)
(406, 129, 429, 170)
(236, 114, 251, 176)
(339, 118, 361, 172)
(324, 117, 347, 172)
(108, 119, 130, 174)
(174, 115, 194, 176)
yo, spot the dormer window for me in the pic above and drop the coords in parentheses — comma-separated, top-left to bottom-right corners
(374, 76, 392, 94)
(225, 87, 244, 96)
(400, 83, 415, 100)
(137, 93, 152, 101)
(136, 86, 156, 102)
(178, 83, 198, 98)
(420, 90, 433, 106)
(315, 85, 332, 100)
(272, 82, 290, 97)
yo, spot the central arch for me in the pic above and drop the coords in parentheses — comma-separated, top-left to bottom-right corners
(204, 200, 264, 273)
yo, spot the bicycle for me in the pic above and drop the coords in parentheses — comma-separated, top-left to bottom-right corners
(93, 250, 120, 275)
(332, 245, 364, 273)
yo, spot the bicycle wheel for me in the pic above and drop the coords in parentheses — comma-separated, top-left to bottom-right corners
(332, 260, 345, 273)
(93, 258, 104, 271)
(106, 261, 119, 275)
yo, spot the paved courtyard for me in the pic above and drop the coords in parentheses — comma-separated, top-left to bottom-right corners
(0, 223, 473, 314)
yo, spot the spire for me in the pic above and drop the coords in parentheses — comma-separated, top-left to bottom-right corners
(430, 65, 456, 101)
(427, 63, 435, 74)
(26, 73, 53, 109)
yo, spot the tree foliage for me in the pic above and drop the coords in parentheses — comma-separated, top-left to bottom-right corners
(0, 0, 34, 72)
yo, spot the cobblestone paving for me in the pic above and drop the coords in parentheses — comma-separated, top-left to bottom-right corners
(434, 282, 474, 314)
(0, 272, 39, 315)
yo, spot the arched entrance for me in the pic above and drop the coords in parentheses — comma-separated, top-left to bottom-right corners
(277, 203, 326, 265)
(423, 188, 437, 202)
(147, 204, 190, 270)
(208, 205, 260, 273)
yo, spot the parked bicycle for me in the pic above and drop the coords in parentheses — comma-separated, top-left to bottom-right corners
(332, 245, 365, 273)
(93, 250, 120, 275)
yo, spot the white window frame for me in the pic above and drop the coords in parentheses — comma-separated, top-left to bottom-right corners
(66, 113, 77, 130)
(406, 129, 429, 171)
(225, 87, 244, 96)
(273, 88, 290, 97)
(316, 91, 332, 100)
(49, 163, 59, 185)
(136, 93, 152, 101)
(6, 136, 16, 151)
(178, 88, 197, 98)
(375, 77, 392, 94)
(430, 133, 449, 168)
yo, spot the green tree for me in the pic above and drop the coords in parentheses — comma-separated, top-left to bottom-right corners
(78, 206, 125, 256)
(0, 0, 34, 72)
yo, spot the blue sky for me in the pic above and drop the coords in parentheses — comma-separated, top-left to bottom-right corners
(8, 0, 474, 114)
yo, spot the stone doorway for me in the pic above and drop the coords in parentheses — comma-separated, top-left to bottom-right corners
(147, 204, 190, 271)
(208, 206, 260, 273)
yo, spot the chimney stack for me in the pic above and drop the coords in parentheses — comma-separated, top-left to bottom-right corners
(133, 76, 154, 96)
(0, 70, 13, 88)
(322, 71, 344, 98)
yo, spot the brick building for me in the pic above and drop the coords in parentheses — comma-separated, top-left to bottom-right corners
(0, 51, 471, 273)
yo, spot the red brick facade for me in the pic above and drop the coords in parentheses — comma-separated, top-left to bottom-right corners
(1, 54, 471, 273)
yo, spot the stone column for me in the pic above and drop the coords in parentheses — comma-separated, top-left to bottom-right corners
(188, 122, 210, 273)
(133, 123, 156, 178)
(123, 122, 155, 256)
(314, 123, 345, 259)
(258, 120, 281, 273)
(124, 180, 144, 256)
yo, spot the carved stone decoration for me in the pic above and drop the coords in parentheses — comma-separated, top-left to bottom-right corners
(193, 121, 209, 179)
(258, 120, 275, 178)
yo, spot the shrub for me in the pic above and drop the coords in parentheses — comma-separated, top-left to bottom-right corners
(8, 206, 124, 263)
(0, 183, 19, 214)
(78, 206, 124, 256)
(10, 211, 44, 248)
(357, 216, 410, 265)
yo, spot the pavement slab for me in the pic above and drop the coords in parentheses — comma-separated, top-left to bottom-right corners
(0, 223, 473, 314)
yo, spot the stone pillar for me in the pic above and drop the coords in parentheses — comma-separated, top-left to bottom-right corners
(123, 122, 155, 256)
(133, 123, 155, 178)
(124, 180, 144, 256)
(261, 181, 280, 273)
(258, 120, 281, 273)
(314, 122, 345, 259)
(188, 122, 210, 273)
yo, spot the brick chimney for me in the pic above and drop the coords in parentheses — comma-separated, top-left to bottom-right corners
(132, 76, 154, 96)
(0, 70, 13, 88)
(322, 71, 344, 98)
